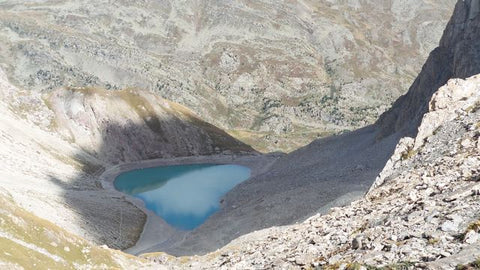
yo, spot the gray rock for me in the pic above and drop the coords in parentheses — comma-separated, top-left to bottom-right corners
(352, 236, 363, 250)
(465, 230, 479, 244)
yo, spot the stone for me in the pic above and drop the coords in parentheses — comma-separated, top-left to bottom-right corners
(464, 230, 479, 244)
(352, 236, 363, 250)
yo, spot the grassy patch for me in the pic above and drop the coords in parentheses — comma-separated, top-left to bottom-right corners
(467, 220, 480, 233)
(466, 101, 480, 114)
(401, 148, 417, 161)
(0, 190, 137, 268)
(0, 237, 66, 270)
(427, 238, 439, 245)
(456, 258, 480, 270)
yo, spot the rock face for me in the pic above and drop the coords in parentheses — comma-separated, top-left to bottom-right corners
(0, 0, 456, 151)
(377, 0, 480, 138)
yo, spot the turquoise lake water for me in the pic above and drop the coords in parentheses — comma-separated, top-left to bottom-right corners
(114, 164, 251, 230)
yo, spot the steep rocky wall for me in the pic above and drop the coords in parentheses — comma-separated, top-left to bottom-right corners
(377, 0, 480, 138)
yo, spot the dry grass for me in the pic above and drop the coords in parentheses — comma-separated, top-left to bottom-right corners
(0, 190, 139, 268)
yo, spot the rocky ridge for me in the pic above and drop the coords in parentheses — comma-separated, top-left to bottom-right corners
(377, 0, 480, 138)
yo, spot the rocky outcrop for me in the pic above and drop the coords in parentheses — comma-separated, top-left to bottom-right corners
(151, 74, 480, 270)
(370, 72, 480, 191)
(377, 0, 480, 138)
(0, 0, 456, 151)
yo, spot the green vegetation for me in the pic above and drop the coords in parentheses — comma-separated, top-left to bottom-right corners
(227, 127, 335, 153)
(401, 148, 418, 161)
(453, 219, 480, 242)
(456, 258, 480, 270)
(466, 101, 480, 114)
(427, 238, 439, 245)
(467, 220, 480, 233)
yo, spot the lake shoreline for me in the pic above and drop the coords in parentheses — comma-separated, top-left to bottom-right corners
(100, 153, 282, 255)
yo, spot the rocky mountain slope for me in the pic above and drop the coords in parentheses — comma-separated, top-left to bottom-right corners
(377, 0, 480, 139)
(154, 73, 480, 269)
(1, 0, 479, 269)
(0, 187, 157, 269)
(0, 0, 456, 151)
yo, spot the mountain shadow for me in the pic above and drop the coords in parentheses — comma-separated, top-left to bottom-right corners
(376, 0, 480, 139)
(46, 87, 255, 250)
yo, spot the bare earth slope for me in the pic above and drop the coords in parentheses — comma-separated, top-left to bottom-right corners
(0, 0, 456, 151)
(0, 188, 157, 269)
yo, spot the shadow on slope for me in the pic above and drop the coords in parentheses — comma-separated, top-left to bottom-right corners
(46, 88, 254, 250)
(377, 0, 480, 139)
(163, 125, 401, 256)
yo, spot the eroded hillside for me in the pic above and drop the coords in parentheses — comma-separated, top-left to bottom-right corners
(0, 188, 155, 269)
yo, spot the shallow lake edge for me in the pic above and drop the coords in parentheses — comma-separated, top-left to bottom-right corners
(100, 153, 282, 255)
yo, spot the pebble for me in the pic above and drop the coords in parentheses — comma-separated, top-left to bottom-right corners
(441, 221, 458, 232)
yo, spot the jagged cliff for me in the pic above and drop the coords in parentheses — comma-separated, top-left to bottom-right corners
(377, 0, 480, 138)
